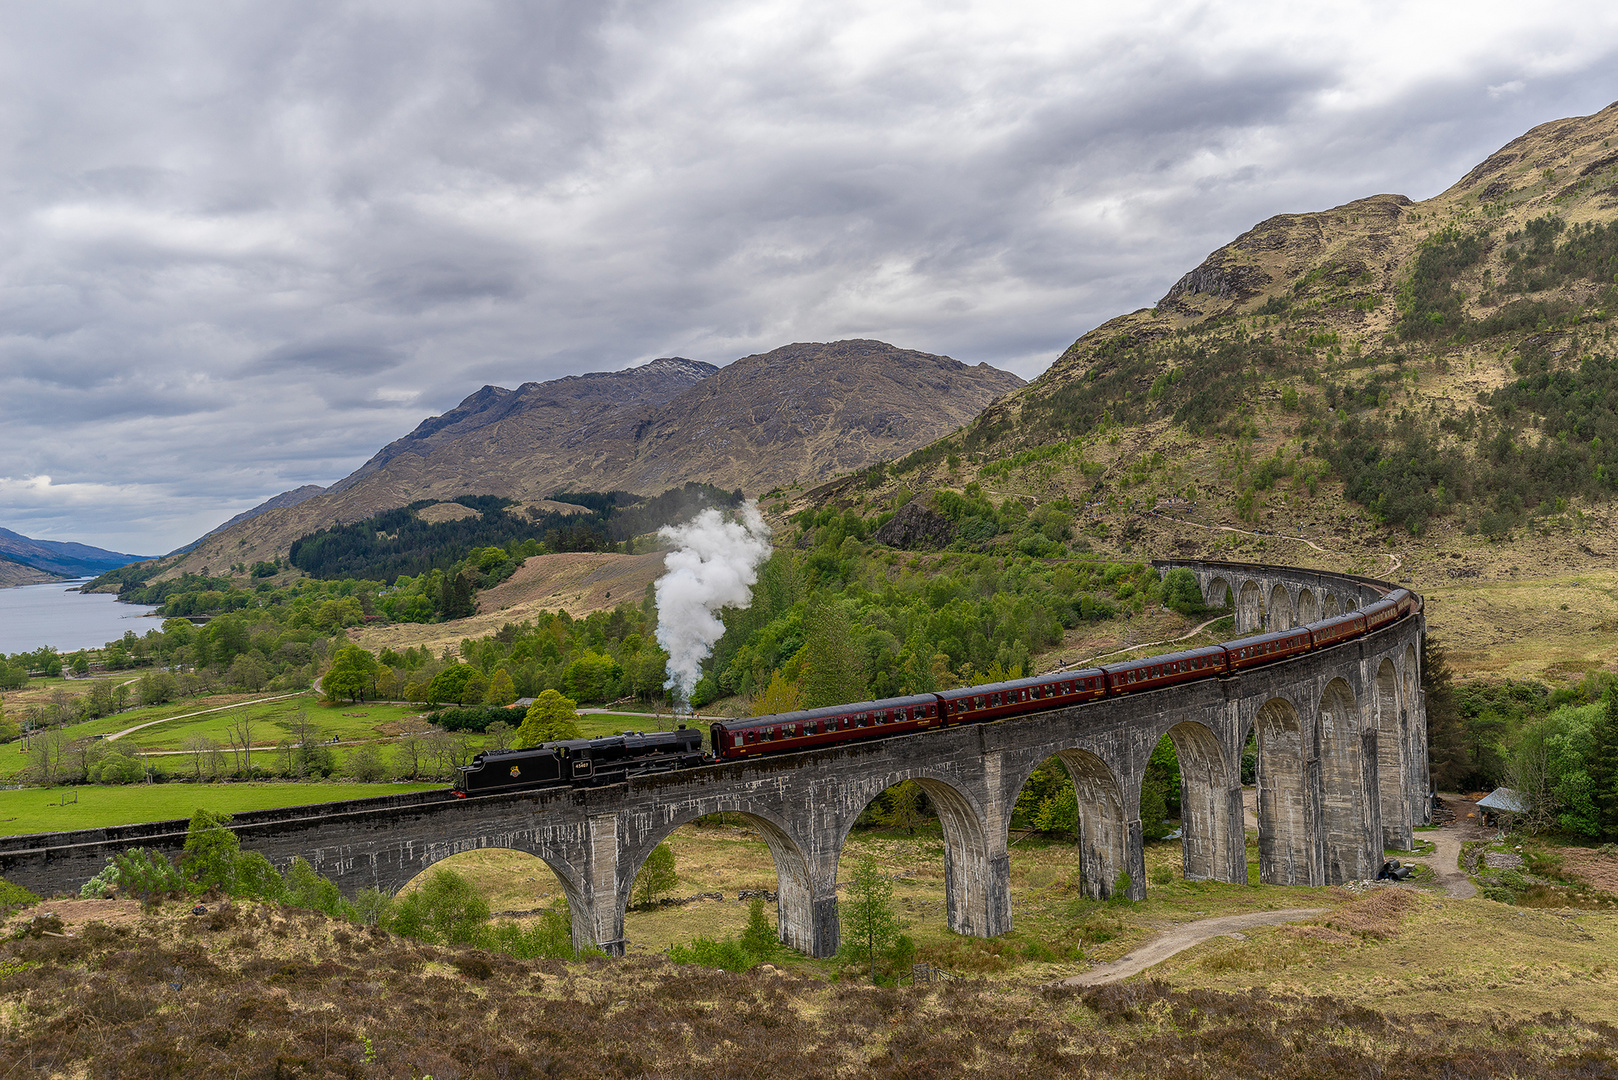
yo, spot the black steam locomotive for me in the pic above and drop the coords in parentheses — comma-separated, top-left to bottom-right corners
(453, 726, 706, 796)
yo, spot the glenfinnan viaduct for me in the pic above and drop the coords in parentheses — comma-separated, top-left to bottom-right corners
(0, 561, 1428, 958)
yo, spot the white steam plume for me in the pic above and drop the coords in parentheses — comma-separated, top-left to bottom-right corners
(654, 500, 773, 707)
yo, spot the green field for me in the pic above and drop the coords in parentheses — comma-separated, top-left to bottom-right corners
(0, 780, 443, 837)
(108, 699, 426, 752)
(1, 694, 708, 789)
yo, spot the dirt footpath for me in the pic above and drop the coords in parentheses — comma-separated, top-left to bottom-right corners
(1056, 908, 1330, 986)
(1394, 795, 1490, 899)
(1401, 828, 1477, 899)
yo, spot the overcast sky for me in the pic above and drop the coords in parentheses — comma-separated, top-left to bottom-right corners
(1, 1, 1614, 555)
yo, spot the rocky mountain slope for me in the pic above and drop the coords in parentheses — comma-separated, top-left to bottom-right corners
(0, 556, 60, 588)
(834, 101, 1618, 681)
(161, 342, 1020, 576)
(168, 485, 327, 555)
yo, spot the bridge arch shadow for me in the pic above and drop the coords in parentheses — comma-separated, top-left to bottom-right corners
(1404, 643, 1424, 822)
(1319, 676, 1375, 881)
(1023, 750, 1127, 900)
(1374, 657, 1409, 850)
(1251, 696, 1312, 885)
(1268, 583, 1293, 630)
(1161, 720, 1238, 884)
(1237, 580, 1263, 632)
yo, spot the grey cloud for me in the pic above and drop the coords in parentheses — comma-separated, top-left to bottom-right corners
(0, 2, 1614, 552)
(257, 342, 405, 378)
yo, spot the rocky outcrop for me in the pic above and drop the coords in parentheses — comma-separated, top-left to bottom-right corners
(872, 499, 957, 550)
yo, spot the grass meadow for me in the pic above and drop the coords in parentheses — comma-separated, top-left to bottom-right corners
(0, 781, 442, 836)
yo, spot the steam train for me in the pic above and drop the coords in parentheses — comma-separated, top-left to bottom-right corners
(454, 587, 1416, 795)
(454, 727, 706, 794)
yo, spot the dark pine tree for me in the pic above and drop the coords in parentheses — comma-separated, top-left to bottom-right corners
(1423, 635, 1470, 792)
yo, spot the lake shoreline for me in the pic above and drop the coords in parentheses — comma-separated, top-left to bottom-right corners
(0, 580, 162, 655)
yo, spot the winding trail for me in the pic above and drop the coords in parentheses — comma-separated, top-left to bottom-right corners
(1145, 510, 1402, 576)
(1045, 614, 1233, 674)
(1055, 908, 1330, 986)
(106, 692, 312, 742)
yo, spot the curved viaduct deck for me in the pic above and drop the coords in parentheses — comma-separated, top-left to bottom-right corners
(0, 561, 1428, 958)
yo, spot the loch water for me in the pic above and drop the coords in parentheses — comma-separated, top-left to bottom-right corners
(0, 580, 160, 655)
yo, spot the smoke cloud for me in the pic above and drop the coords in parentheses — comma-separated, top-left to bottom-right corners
(654, 501, 773, 706)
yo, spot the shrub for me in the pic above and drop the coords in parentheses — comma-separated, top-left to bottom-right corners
(1160, 568, 1206, 618)
(283, 858, 343, 915)
(0, 875, 41, 909)
(232, 852, 285, 901)
(740, 897, 778, 960)
(483, 906, 577, 960)
(670, 936, 752, 972)
(113, 849, 186, 907)
(79, 860, 119, 899)
(349, 886, 393, 928)
(387, 868, 489, 947)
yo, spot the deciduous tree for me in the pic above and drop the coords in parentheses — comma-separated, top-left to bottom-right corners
(322, 644, 379, 703)
(517, 689, 583, 747)
(749, 669, 803, 717)
(484, 668, 517, 707)
(632, 843, 679, 907)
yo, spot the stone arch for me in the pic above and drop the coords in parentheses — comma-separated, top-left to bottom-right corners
(1237, 580, 1264, 633)
(1162, 721, 1238, 883)
(398, 843, 592, 948)
(1321, 592, 1341, 618)
(626, 806, 817, 954)
(1253, 697, 1312, 885)
(833, 773, 1000, 940)
(1318, 677, 1376, 881)
(1204, 575, 1232, 610)
(1295, 588, 1318, 625)
(1374, 657, 1409, 850)
(1268, 583, 1294, 630)
(1049, 749, 1129, 900)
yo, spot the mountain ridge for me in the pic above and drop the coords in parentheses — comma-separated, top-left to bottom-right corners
(149, 341, 1022, 579)
(0, 526, 148, 580)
